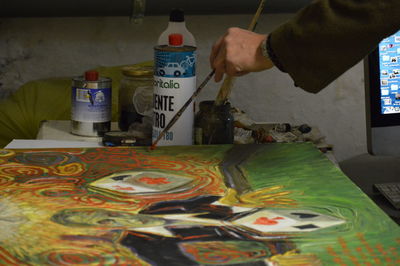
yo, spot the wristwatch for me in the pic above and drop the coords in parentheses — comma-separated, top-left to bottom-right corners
(260, 35, 286, 72)
(260, 37, 270, 60)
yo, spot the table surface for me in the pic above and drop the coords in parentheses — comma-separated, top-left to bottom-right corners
(339, 154, 400, 225)
(36, 120, 119, 142)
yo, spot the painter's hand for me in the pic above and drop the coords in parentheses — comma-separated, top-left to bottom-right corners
(210, 27, 274, 82)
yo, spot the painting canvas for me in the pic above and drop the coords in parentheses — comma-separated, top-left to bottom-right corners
(0, 143, 399, 265)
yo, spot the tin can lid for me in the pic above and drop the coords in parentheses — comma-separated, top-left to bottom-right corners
(122, 66, 153, 77)
(102, 131, 137, 146)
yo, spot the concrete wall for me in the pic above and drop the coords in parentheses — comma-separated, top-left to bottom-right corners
(0, 14, 367, 161)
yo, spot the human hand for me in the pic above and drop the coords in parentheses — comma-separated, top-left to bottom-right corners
(210, 27, 274, 82)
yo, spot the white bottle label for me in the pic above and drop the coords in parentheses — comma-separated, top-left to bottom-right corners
(152, 76, 195, 145)
(153, 48, 196, 146)
(71, 87, 111, 122)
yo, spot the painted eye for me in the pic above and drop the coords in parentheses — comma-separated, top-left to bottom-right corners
(97, 219, 116, 225)
(111, 175, 130, 181)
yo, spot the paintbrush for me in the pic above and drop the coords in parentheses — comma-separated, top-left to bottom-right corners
(150, 70, 215, 150)
(214, 0, 267, 106)
(150, 0, 266, 150)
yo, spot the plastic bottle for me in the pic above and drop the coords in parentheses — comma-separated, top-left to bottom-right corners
(157, 8, 196, 47)
(153, 33, 196, 146)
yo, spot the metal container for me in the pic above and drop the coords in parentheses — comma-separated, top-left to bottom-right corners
(71, 70, 112, 137)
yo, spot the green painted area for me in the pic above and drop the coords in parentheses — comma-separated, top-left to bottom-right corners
(142, 143, 400, 263)
(240, 143, 400, 264)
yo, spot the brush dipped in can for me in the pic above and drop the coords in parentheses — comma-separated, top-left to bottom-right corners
(152, 33, 196, 145)
(71, 70, 112, 137)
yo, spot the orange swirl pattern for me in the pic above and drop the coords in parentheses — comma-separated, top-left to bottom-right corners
(0, 147, 225, 206)
(0, 174, 14, 187)
(36, 186, 87, 198)
(0, 149, 15, 157)
(0, 246, 27, 265)
(54, 162, 86, 176)
(37, 247, 141, 265)
(0, 163, 49, 178)
(0, 147, 227, 265)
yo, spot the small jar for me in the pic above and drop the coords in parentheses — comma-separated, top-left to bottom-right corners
(118, 66, 153, 132)
(194, 100, 234, 145)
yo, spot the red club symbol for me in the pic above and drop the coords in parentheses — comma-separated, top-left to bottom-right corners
(253, 216, 284, 225)
(138, 176, 171, 185)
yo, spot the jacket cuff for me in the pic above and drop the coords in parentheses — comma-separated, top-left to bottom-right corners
(266, 33, 286, 73)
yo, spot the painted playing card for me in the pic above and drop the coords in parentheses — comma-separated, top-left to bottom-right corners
(232, 209, 297, 232)
(232, 209, 345, 233)
(90, 171, 193, 194)
(275, 209, 345, 231)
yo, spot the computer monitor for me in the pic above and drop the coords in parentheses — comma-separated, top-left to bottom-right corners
(365, 30, 400, 156)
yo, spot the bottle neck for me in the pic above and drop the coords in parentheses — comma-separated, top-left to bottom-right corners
(168, 21, 187, 28)
(158, 20, 196, 46)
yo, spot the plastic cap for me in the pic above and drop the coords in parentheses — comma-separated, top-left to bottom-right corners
(85, 70, 99, 81)
(170, 8, 184, 22)
(169, 34, 183, 46)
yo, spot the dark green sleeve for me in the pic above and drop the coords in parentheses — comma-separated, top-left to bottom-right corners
(269, 0, 400, 93)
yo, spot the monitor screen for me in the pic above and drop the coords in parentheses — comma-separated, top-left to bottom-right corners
(365, 29, 400, 155)
(378, 32, 400, 115)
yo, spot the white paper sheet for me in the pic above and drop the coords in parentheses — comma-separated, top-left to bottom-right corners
(5, 139, 102, 149)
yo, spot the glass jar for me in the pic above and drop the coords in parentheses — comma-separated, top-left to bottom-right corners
(194, 100, 234, 145)
(118, 66, 153, 132)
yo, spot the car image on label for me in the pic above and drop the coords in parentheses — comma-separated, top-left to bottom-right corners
(158, 62, 185, 77)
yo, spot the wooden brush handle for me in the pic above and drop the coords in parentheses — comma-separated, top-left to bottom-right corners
(214, 0, 266, 106)
(214, 76, 235, 106)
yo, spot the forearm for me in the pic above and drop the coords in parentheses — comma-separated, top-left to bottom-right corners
(269, 0, 400, 93)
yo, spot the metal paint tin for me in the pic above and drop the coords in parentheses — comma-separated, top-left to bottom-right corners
(153, 33, 196, 146)
(71, 70, 112, 137)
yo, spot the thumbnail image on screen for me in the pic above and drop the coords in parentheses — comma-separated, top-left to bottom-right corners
(379, 30, 400, 114)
